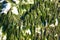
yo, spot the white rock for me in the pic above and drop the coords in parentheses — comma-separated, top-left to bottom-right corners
(1, 2, 11, 14)
(55, 18, 58, 26)
(12, 6, 18, 15)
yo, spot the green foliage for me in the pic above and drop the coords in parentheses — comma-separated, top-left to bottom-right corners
(0, 0, 60, 40)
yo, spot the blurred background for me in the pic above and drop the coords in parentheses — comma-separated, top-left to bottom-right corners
(0, 0, 60, 40)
